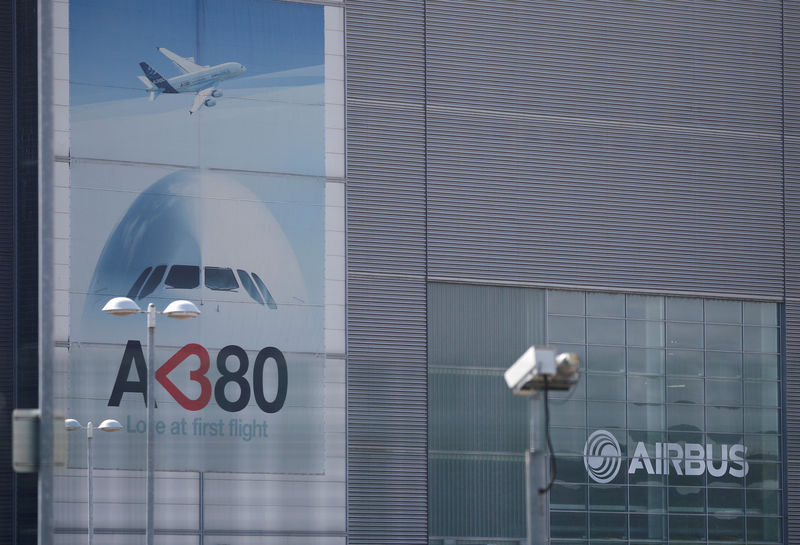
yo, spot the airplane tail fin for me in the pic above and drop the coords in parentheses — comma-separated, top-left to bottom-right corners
(138, 62, 177, 93)
(137, 75, 162, 101)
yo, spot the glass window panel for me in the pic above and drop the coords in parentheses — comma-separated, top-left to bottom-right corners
(743, 301, 778, 326)
(628, 375, 664, 404)
(627, 403, 665, 431)
(587, 401, 626, 430)
(706, 324, 743, 351)
(139, 264, 166, 298)
(588, 485, 626, 511)
(708, 515, 745, 542)
(743, 326, 778, 353)
(743, 353, 779, 380)
(745, 408, 779, 434)
(668, 514, 706, 541)
(236, 269, 264, 304)
(587, 374, 626, 401)
(589, 512, 626, 540)
(666, 429, 704, 445)
(706, 351, 742, 378)
(586, 292, 625, 317)
(708, 486, 744, 514)
(667, 468, 707, 488)
(666, 377, 704, 404)
(706, 406, 743, 434)
(629, 486, 665, 512)
(705, 299, 742, 324)
(744, 381, 779, 407)
(666, 349, 704, 376)
(548, 289, 584, 315)
(550, 399, 586, 428)
(587, 318, 625, 345)
(551, 431, 588, 458)
(251, 273, 277, 309)
(587, 345, 625, 373)
(744, 434, 780, 461)
(626, 320, 664, 347)
(550, 511, 587, 539)
(165, 264, 200, 289)
(629, 513, 666, 540)
(667, 404, 705, 432)
(666, 297, 703, 321)
(629, 430, 666, 448)
(550, 483, 586, 510)
(550, 366, 586, 401)
(627, 348, 664, 375)
(668, 486, 705, 513)
(746, 516, 781, 543)
(706, 379, 742, 406)
(549, 315, 585, 343)
(746, 488, 781, 515)
(127, 266, 152, 298)
(626, 294, 664, 320)
(667, 321, 704, 349)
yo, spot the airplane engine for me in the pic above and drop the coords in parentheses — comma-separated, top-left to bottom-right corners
(211, 90, 223, 98)
(204, 98, 217, 107)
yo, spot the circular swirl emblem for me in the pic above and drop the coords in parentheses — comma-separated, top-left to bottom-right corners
(584, 430, 622, 483)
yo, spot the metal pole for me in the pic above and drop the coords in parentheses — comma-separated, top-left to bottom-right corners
(87, 422, 94, 545)
(146, 303, 156, 545)
(527, 396, 549, 545)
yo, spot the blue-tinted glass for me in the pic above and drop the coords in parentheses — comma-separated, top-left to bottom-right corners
(743, 326, 778, 353)
(629, 486, 665, 512)
(549, 315, 585, 343)
(553, 455, 588, 481)
(550, 399, 586, 428)
(743, 353, 779, 380)
(706, 406, 743, 434)
(705, 299, 742, 324)
(666, 378, 703, 404)
(549, 290, 584, 315)
(746, 463, 781, 489)
(706, 324, 742, 351)
(587, 318, 625, 345)
(627, 348, 664, 375)
(744, 434, 780, 461)
(626, 294, 664, 320)
(708, 515, 745, 542)
(205, 266, 238, 290)
(138, 264, 166, 298)
(668, 514, 706, 541)
(627, 403, 665, 431)
(588, 485, 626, 511)
(587, 401, 626, 429)
(550, 511, 587, 539)
(666, 321, 704, 349)
(706, 351, 742, 378)
(706, 379, 742, 406)
(628, 375, 664, 404)
(746, 489, 781, 515)
(668, 405, 704, 432)
(629, 513, 666, 540)
(666, 297, 703, 321)
(589, 512, 626, 539)
(744, 381, 779, 407)
(551, 430, 587, 457)
(251, 273, 278, 309)
(586, 292, 624, 317)
(745, 408, 779, 434)
(127, 266, 152, 298)
(165, 264, 199, 289)
(236, 269, 264, 304)
(668, 486, 705, 513)
(550, 483, 586, 510)
(666, 349, 703, 376)
(746, 516, 782, 543)
(708, 486, 744, 514)
(743, 301, 778, 326)
(626, 320, 664, 347)
(587, 374, 626, 401)
(587, 345, 625, 373)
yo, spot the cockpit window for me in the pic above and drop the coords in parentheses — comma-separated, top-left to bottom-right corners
(251, 273, 277, 309)
(166, 265, 200, 289)
(127, 267, 152, 299)
(237, 270, 264, 305)
(205, 267, 238, 291)
(139, 265, 167, 299)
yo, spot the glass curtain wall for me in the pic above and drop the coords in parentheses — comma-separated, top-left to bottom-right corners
(429, 283, 783, 545)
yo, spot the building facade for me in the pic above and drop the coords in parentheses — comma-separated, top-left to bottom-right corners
(2, 0, 799, 544)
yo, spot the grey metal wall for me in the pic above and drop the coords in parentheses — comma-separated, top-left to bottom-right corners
(345, 1, 428, 543)
(426, 0, 784, 300)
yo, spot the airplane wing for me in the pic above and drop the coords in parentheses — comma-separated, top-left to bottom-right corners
(158, 47, 207, 74)
(189, 88, 215, 115)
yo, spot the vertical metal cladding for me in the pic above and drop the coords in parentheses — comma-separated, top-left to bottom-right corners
(346, 1, 427, 543)
(425, 0, 784, 299)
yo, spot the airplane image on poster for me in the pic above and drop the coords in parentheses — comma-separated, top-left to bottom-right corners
(138, 47, 246, 114)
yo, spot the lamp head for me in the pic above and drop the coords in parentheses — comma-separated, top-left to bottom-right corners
(98, 419, 123, 432)
(102, 297, 142, 316)
(162, 300, 201, 319)
(64, 418, 83, 431)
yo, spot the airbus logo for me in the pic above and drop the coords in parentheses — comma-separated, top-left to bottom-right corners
(584, 429, 750, 484)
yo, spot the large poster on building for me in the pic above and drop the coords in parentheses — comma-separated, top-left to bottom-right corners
(68, 0, 326, 474)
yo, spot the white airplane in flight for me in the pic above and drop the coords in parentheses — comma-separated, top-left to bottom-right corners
(138, 47, 246, 115)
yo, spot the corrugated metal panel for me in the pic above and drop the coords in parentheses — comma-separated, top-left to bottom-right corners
(785, 1, 800, 543)
(425, 0, 785, 299)
(346, 1, 428, 543)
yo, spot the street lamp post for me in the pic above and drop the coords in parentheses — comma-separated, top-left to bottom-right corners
(65, 418, 123, 545)
(102, 297, 200, 545)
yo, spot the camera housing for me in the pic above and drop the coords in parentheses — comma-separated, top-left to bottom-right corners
(504, 346, 580, 394)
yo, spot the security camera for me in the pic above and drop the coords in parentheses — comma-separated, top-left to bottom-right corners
(504, 346, 580, 394)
